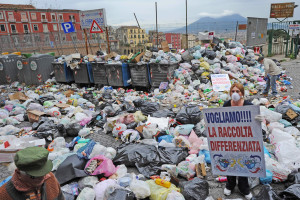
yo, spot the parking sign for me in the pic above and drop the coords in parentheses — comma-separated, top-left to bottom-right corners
(62, 22, 75, 33)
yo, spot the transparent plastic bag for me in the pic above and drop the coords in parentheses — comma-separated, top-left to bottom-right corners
(78, 176, 99, 190)
(77, 187, 96, 200)
(166, 190, 185, 200)
(129, 179, 151, 199)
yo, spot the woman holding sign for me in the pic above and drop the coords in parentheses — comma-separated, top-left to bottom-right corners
(223, 83, 253, 200)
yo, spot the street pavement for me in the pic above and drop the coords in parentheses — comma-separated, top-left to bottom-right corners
(0, 58, 299, 199)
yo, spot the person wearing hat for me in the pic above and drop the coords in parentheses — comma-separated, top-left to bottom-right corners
(0, 146, 64, 200)
(258, 56, 281, 97)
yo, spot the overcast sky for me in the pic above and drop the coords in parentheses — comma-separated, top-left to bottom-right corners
(2, 0, 300, 27)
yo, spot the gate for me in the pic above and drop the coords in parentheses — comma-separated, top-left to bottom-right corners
(268, 20, 300, 58)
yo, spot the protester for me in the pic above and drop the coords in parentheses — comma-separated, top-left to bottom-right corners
(258, 56, 281, 97)
(223, 83, 253, 200)
(0, 146, 64, 200)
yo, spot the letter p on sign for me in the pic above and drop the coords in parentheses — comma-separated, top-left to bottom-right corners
(62, 22, 75, 33)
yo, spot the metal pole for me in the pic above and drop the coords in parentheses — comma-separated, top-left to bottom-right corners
(96, 33, 101, 51)
(134, 13, 141, 29)
(70, 33, 79, 53)
(84, 29, 89, 55)
(268, 23, 273, 57)
(105, 27, 110, 54)
(186, 0, 188, 49)
(235, 21, 238, 41)
(155, 2, 158, 49)
(86, 32, 94, 55)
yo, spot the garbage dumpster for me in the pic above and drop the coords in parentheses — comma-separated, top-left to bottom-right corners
(28, 54, 54, 85)
(0, 54, 21, 85)
(73, 62, 94, 84)
(128, 63, 151, 88)
(18, 58, 32, 85)
(52, 62, 74, 83)
(105, 63, 131, 87)
(149, 63, 178, 87)
(91, 62, 108, 86)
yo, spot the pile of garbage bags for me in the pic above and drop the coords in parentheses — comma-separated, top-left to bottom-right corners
(0, 40, 299, 200)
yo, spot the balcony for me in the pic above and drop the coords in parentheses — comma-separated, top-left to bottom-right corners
(51, 19, 57, 22)
(11, 30, 17, 34)
(21, 19, 28, 22)
(41, 19, 48, 23)
(59, 19, 64, 23)
(8, 18, 16, 22)
(24, 30, 30, 34)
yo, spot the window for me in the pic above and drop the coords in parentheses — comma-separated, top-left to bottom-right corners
(23, 24, 29, 33)
(33, 24, 38, 31)
(51, 14, 56, 21)
(41, 13, 46, 20)
(31, 13, 37, 20)
(69, 15, 75, 22)
(21, 13, 27, 20)
(134, 35, 136, 38)
(43, 24, 48, 32)
(58, 14, 63, 21)
(8, 12, 14, 20)
(53, 24, 58, 31)
(0, 12, 3, 19)
(142, 35, 144, 39)
(0, 24, 5, 31)
(10, 24, 16, 33)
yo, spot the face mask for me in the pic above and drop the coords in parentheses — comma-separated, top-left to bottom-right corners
(231, 92, 241, 102)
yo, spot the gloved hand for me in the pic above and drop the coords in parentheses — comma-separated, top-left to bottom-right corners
(255, 115, 265, 122)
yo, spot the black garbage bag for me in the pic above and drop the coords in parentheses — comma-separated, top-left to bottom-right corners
(191, 65, 199, 72)
(113, 143, 188, 178)
(252, 185, 282, 200)
(220, 56, 227, 62)
(151, 109, 176, 118)
(55, 154, 88, 185)
(95, 120, 106, 128)
(122, 102, 136, 113)
(204, 50, 216, 60)
(102, 92, 112, 99)
(286, 171, 300, 188)
(179, 177, 209, 200)
(65, 123, 82, 137)
(33, 130, 54, 143)
(126, 122, 138, 129)
(103, 105, 117, 117)
(133, 99, 144, 108)
(107, 188, 135, 200)
(176, 105, 202, 124)
(280, 184, 300, 199)
(37, 120, 56, 132)
(38, 96, 55, 105)
(83, 92, 94, 102)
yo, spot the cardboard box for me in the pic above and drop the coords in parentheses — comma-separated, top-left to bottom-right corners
(132, 52, 145, 63)
(161, 41, 170, 52)
(55, 103, 70, 109)
(27, 110, 45, 123)
(64, 90, 74, 97)
(9, 92, 29, 101)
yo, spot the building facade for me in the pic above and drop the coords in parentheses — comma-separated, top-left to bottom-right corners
(165, 33, 181, 50)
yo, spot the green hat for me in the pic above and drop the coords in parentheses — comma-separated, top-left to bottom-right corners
(14, 146, 53, 177)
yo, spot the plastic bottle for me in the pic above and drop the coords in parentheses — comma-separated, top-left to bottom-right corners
(155, 178, 171, 188)
(216, 176, 227, 182)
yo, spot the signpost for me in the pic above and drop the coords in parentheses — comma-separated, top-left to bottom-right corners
(79, 9, 109, 54)
(61, 21, 78, 53)
(289, 24, 300, 30)
(90, 20, 104, 33)
(211, 74, 231, 92)
(238, 24, 247, 30)
(270, 2, 295, 18)
(203, 105, 266, 177)
(208, 32, 214, 40)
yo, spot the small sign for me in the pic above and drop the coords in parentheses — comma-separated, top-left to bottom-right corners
(238, 24, 247, 30)
(289, 24, 300, 30)
(159, 82, 169, 91)
(208, 32, 214, 40)
(270, 2, 295, 18)
(211, 74, 231, 92)
(251, 32, 256, 39)
(61, 22, 75, 33)
(90, 20, 104, 33)
(80, 9, 107, 29)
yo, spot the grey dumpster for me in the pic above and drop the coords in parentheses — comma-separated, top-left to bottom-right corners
(105, 63, 131, 87)
(73, 62, 94, 84)
(0, 54, 21, 85)
(128, 63, 150, 88)
(52, 62, 74, 83)
(149, 63, 178, 87)
(91, 62, 108, 86)
(28, 54, 54, 85)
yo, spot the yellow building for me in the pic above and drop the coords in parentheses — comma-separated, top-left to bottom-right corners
(117, 26, 149, 47)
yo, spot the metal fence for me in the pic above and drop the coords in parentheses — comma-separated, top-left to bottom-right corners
(0, 21, 251, 56)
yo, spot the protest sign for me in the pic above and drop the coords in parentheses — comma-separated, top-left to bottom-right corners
(211, 74, 231, 91)
(203, 105, 266, 177)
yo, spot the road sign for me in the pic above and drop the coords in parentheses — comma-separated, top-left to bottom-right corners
(270, 2, 295, 18)
(90, 20, 104, 33)
(289, 24, 300, 30)
(80, 9, 107, 29)
(238, 24, 247, 30)
(61, 22, 75, 33)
